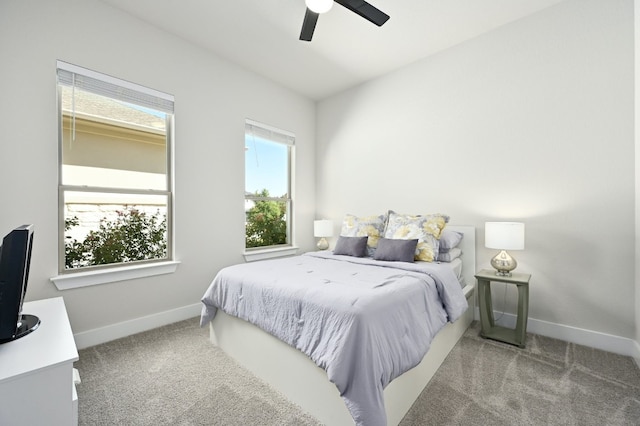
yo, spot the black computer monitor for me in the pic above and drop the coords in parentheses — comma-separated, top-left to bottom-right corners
(0, 224, 40, 343)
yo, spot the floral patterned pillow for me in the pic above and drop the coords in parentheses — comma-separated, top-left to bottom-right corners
(340, 213, 388, 257)
(383, 211, 449, 262)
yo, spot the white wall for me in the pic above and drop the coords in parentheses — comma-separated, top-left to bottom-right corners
(635, 0, 640, 361)
(317, 0, 636, 344)
(0, 0, 316, 336)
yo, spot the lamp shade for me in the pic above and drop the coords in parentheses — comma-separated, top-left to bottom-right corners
(314, 220, 334, 238)
(306, 0, 333, 13)
(485, 222, 525, 250)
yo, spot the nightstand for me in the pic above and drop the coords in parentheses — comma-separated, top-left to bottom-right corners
(475, 269, 531, 348)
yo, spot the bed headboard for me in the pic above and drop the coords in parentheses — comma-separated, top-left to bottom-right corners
(446, 225, 476, 295)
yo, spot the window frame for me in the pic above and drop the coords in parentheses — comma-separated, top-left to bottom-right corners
(243, 119, 296, 258)
(54, 61, 176, 280)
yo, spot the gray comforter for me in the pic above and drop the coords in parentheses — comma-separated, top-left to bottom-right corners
(200, 251, 468, 426)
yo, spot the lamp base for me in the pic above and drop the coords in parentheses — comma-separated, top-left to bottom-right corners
(316, 237, 329, 250)
(490, 250, 517, 277)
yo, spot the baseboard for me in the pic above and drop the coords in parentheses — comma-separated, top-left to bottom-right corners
(73, 303, 202, 350)
(634, 340, 640, 369)
(474, 307, 639, 358)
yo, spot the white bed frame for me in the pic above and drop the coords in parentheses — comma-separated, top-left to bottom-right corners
(209, 226, 476, 425)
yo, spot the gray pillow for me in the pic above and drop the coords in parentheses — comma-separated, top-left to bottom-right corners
(333, 236, 368, 257)
(437, 247, 462, 262)
(439, 230, 463, 253)
(373, 238, 418, 263)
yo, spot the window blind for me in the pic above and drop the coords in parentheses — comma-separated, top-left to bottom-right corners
(245, 119, 295, 146)
(57, 60, 174, 114)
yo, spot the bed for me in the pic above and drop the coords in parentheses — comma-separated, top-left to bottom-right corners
(200, 225, 475, 426)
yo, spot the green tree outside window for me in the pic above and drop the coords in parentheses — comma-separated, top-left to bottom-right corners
(65, 207, 167, 269)
(245, 189, 287, 248)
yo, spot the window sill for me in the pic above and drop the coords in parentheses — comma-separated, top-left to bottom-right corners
(243, 246, 299, 262)
(50, 260, 181, 290)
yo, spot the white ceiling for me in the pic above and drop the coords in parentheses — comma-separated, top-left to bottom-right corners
(98, 0, 567, 100)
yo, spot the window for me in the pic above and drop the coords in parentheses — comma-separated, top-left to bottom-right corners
(56, 61, 174, 274)
(244, 119, 294, 251)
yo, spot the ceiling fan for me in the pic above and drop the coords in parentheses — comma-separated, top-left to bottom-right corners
(300, 0, 390, 42)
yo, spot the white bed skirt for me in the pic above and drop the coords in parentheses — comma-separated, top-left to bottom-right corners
(209, 225, 476, 425)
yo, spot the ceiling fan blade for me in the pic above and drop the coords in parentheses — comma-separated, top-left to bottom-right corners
(334, 0, 390, 27)
(299, 8, 319, 41)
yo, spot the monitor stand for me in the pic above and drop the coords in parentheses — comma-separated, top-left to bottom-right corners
(0, 314, 40, 343)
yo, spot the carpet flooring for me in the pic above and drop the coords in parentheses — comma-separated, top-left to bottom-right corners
(75, 318, 640, 425)
(401, 323, 640, 425)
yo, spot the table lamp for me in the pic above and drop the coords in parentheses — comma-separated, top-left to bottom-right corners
(313, 220, 333, 250)
(485, 222, 525, 276)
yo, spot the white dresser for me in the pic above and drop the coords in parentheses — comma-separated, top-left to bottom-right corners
(0, 297, 79, 425)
